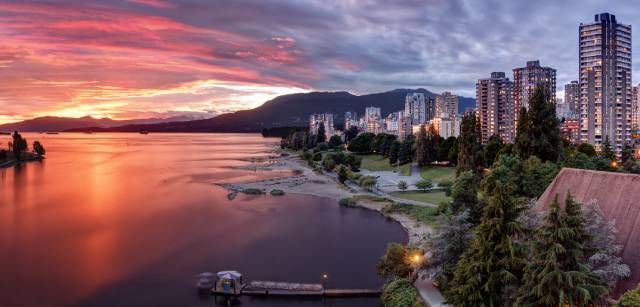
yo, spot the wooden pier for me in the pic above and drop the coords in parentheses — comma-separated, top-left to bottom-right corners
(208, 271, 382, 298)
(212, 280, 381, 297)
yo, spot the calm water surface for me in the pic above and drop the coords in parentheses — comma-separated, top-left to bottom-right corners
(0, 133, 406, 307)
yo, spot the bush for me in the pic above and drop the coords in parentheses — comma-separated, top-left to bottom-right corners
(312, 152, 322, 161)
(381, 278, 424, 307)
(397, 180, 408, 191)
(302, 150, 312, 161)
(358, 175, 377, 191)
(242, 188, 264, 195)
(616, 283, 640, 307)
(415, 179, 433, 192)
(269, 189, 285, 196)
(439, 180, 453, 196)
(337, 165, 348, 183)
(377, 243, 420, 279)
(339, 197, 356, 207)
(323, 157, 336, 171)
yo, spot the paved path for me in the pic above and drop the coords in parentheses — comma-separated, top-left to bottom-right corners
(414, 272, 449, 307)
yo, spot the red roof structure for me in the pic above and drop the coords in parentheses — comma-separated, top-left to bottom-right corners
(537, 168, 640, 295)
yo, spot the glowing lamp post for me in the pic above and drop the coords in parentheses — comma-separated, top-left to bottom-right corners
(408, 252, 425, 280)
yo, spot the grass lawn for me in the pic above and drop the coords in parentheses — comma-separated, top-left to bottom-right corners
(358, 154, 411, 176)
(420, 166, 456, 183)
(382, 202, 440, 224)
(390, 191, 451, 205)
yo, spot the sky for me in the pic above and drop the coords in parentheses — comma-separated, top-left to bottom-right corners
(1, 0, 640, 124)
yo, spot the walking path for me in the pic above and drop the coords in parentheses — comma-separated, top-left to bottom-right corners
(414, 272, 449, 307)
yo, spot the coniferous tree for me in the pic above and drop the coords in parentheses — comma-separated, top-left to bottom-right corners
(621, 142, 634, 164)
(514, 107, 530, 160)
(449, 171, 481, 223)
(457, 114, 483, 178)
(388, 140, 400, 165)
(516, 194, 608, 307)
(445, 183, 525, 306)
(416, 125, 429, 167)
(515, 86, 562, 162)
(426, 124, 439, 162)
(316, 123, 326, 143)
(601, 135, 616, 161)
(11, 131, 27, 161)
(483, 134, 503, 167)
(344, 126, 359, 143)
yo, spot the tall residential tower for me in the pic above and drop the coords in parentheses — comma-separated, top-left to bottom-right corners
(564, 80, 580, 117)
(579, 13, 632, 154)
(476, 72, 515, 143)
(513, 60, 557, 111)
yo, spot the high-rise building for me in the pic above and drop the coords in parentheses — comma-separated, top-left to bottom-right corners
(564, 80, 580, 116)
(309, 113, 334, 136)
(513, 60, 557, 112)
(344, 111, 358, 130)
(384, 111, 403, 136)
(364, 107, 382, 133)
(404, 93, 426, 125)
(435, 92, 459, 121)
(579, 13, 632, 155)
(633, 85, 640, 132)
(476, 72, 515, 143)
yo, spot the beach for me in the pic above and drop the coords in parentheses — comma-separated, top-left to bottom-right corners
(220, 148, 435, 245)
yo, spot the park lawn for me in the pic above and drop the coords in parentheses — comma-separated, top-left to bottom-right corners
(358, 154, 411, 176)
(390, 191, 451, 205)
(382, 202, 440, 224)
(420, 166, 456, 183)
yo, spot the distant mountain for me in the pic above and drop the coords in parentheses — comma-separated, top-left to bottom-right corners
(66, 89, 476, 133)
(0, 115, 207, 132)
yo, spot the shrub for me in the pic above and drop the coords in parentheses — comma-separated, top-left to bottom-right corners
(397, 180, 408, 191)
(313, 152, 322, 161)
(337, 165, 348, 183)
(339, 197, 356, 207)
(242, 188, 263, 195)
(323, 157, 336, 171)
(302, 150, 312, 161)
(358, 175, 377, 191)
(381, 278, 424, 307)
(616, 284, 640, 306)
(439, 180, 453, 196)
(377, 243, 422, 279)
(415, 179, 433, 192)
(269, 189, 285, 196)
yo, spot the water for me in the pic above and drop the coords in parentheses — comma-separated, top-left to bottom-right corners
(0, 133, 406, 307)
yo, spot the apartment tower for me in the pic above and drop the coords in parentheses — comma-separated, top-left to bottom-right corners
(476, 72, 515, 143)
(564, 80, 580, 117)
(435, 92, 459, 120)
(579, 13, 632, 154)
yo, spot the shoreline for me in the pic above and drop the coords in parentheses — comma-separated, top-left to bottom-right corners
(219, 148, 434, 245)
(0, 155, 44, 169)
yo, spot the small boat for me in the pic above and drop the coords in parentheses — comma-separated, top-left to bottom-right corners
(45, 132, 59, 135)
(139, 131, 149, 135)
(0, 132, 10, 135)
(84, 131, 94, 134)
(196, 272, 215, 291)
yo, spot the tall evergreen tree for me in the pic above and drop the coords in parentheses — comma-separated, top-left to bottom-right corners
(449, 171, 481, 223)
(416, 125, 429, 167)
(445, 183, 525, 306)
(601, 135, 616, 161)
(483, 134, 504, 167)
(457, 114, 483, 178)
(388, 140, 400, 165)
(426, 124, 439, 162)
(514, 107, 530, 160)
(516, 194, 608, 307)
(316, 122, 326, 143)
(516, 86, 562, 162)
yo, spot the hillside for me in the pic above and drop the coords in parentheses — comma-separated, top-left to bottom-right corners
(66, 89, 475, 132)
(0, 115, 204, 132)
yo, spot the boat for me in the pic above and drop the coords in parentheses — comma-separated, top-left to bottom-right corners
(0, 132, 10, 135)
(139, 131, 149, 135)
(45, 132, 59, 135)
(196, 272, 215, 291)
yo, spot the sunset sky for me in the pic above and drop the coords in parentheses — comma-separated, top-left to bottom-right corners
(1, 0, 639, 124)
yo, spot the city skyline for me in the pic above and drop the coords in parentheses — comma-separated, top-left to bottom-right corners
(2, 1, 640, 124)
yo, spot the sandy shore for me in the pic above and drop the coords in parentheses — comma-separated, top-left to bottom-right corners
(219, 149, 434, 245)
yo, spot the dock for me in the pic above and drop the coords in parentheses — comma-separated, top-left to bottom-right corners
(208, 270, 382, 298)
(211, 280, 381, 297)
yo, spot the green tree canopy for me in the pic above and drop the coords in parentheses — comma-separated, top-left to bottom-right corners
(514, 86, 562, 162)
(515, 194, 608, 307)
(457, 113, 483, 178)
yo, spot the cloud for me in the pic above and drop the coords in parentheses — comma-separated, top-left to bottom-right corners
(1, 0, 640, 123)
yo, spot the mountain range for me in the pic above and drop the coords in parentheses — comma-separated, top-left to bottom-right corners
(2, 89, 475, 133)
(0, 115, 207, 132)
